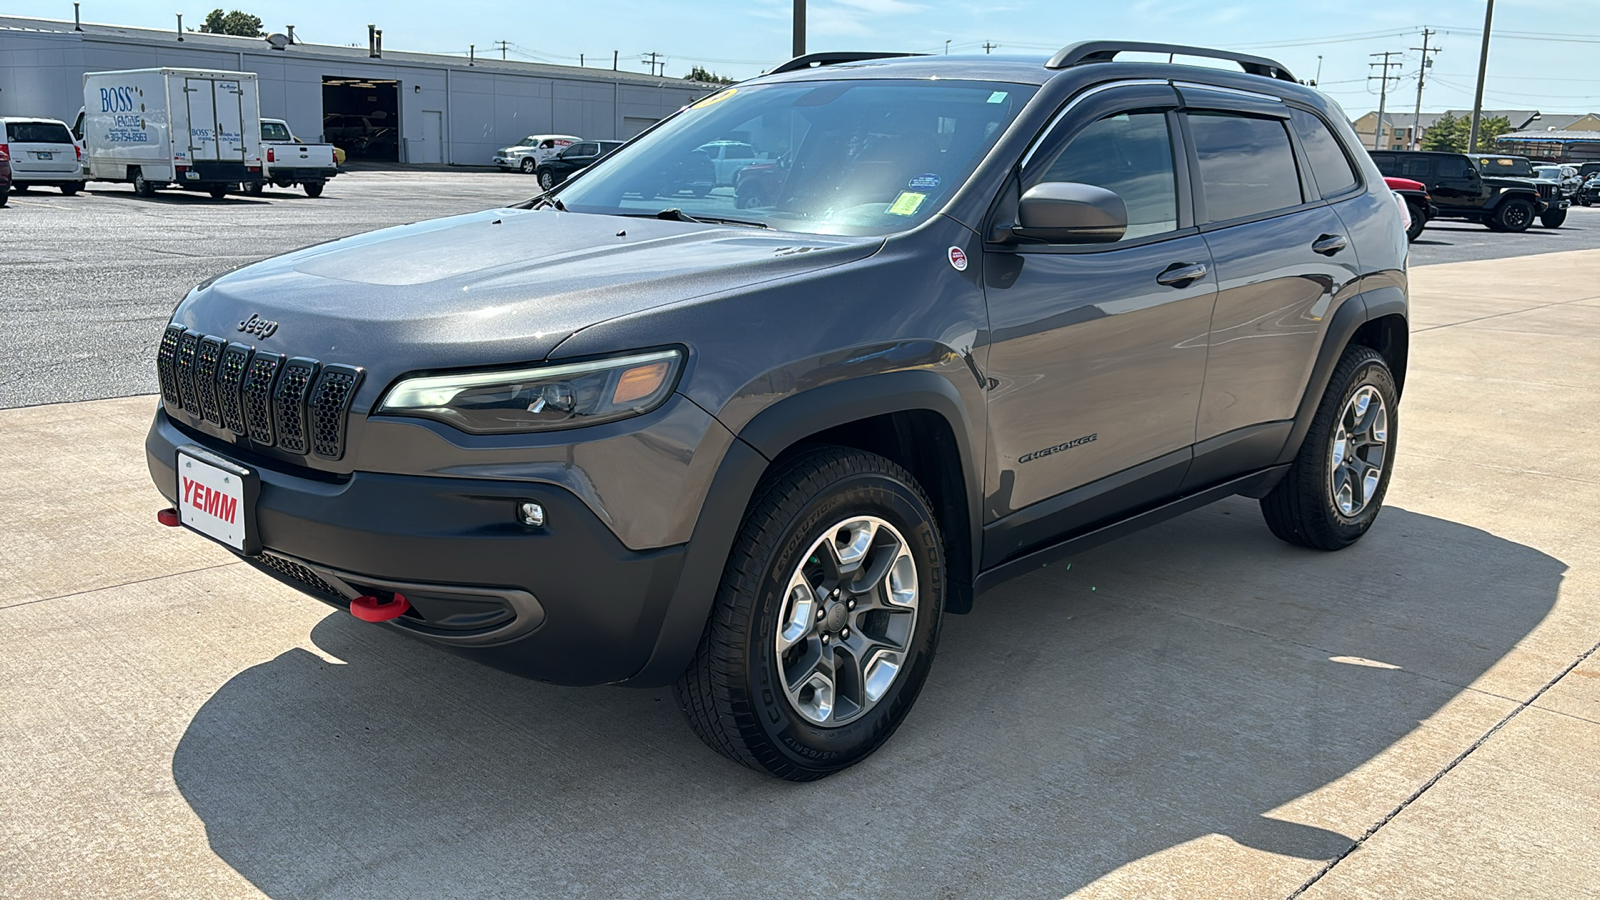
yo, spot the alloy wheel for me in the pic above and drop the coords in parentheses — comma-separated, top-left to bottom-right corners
(775, 516, 919, 727)
(1329, 385, 1389, 517)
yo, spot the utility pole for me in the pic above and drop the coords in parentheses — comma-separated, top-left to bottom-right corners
(945, 40, 951, 55)
(643, 52, 663, 77)
(495, 40, 509, 60)
(613, 50, 619, 71)
(1468, 0, 1495, 152)
(982, 41, 998, 54)
(793, 0, 806, 58)
(1368, 50, 1403, 150)
(469, 44, 475, 66)
(1315, 55, 1323, 86)
(1410, 28, 1441, 149)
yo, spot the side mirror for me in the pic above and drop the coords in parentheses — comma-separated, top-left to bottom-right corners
(1015, 182, 1128, 244)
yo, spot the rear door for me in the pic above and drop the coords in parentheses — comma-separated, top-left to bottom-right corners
(185, 78, 220, 161)
(1181, 90, 1362, 477)
(212, 79, 247, 162)
(6, 120, 78, 178)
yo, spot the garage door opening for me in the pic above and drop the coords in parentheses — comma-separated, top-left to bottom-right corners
(322, 77, 399, 162)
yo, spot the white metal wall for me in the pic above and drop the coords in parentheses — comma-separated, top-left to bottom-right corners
(0, 23, 706, 166)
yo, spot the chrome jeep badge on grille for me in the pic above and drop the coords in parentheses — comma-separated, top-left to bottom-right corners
(237, 314, 279, 339)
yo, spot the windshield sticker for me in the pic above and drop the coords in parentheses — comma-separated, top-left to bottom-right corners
(908, 173, 941, 190)
(987, 91, 1009, 104)
(887, 192, 926, 216)
(691, 88, 737, 109)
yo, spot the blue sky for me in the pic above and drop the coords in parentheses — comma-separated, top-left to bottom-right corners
(12, 0, 1600, 114)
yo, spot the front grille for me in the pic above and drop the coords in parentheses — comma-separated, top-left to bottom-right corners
(1538, 183, 1556, 199)
(256, 552, 346, 600)
(272, 358, 320, 454)
(157, 326, 365, 461)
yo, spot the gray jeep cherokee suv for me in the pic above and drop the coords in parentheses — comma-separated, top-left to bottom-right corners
(148, 42, 1409, 781)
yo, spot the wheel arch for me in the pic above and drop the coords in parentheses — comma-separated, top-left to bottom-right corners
(623, 370, 983, 687)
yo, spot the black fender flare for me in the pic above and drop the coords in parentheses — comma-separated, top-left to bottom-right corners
(623, 370, 983, 686)
(1273, 285, 1406, 467)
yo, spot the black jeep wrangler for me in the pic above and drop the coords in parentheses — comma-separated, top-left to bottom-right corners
(1369, 149, 1563, 231)
(148, 42, 1410, 780)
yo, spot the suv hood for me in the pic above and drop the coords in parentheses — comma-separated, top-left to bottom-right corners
(172, 207, 882, 369)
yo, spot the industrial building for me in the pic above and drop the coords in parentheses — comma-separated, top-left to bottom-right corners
(0, 14, 717, 166)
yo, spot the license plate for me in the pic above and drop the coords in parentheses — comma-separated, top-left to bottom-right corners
(177, 449, 253, 551)
(36, 151, 53, 159)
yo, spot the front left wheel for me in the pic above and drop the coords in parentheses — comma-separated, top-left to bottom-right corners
(675, 446, 945, 781)
(1540, 208, 1567, 229)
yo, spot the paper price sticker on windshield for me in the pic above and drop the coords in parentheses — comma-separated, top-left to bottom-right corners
(691, 88, 737, 109)
(887, 192, 926, 216)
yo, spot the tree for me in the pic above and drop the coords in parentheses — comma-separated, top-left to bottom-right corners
(1421, 113, 1516, 153)
(199, 9, 264, 37)
(685, 66, 735, 85)
(1474, 115, 1514, 152)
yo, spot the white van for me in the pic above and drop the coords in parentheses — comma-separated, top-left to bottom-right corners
(78, 68, 263, 199)
(0, 117, 87, 194)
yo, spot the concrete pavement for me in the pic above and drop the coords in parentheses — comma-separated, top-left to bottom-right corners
(2, 251, 1599, 898)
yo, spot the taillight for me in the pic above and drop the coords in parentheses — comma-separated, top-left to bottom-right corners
(0, 143, 8, 162)
(267, 147, 275, 163)
(1393, 191, 1412, 232)
(75, 143, 82, 161)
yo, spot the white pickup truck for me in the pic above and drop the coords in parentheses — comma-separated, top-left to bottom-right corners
(254, 118, 338, 197)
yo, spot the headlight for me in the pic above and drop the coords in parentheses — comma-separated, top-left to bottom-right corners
(378, 349, 683, 434)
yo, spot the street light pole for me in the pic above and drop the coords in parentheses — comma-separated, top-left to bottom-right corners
(793, 0, 806, 58)
(1468, 0, 1495, 153)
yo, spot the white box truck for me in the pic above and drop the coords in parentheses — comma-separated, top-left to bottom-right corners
(78, 68, 263, 199)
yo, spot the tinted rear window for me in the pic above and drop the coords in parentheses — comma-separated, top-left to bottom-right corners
(7, 121, 73, 144)
(1290, 109, 1358, 198)
(1187, 112, 1303, 222)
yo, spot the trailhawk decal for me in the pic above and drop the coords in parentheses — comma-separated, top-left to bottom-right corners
(1019, 434, 1097, 463)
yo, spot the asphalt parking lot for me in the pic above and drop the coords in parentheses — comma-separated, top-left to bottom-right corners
(2, 170, 1600, 408)
(2, 172, 1599, 898)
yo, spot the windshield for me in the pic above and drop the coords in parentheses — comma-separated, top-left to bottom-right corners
(261, 122, 291, 142)
(554, 79, 1036, 236)
(1476, 156, 1535, 177)
(1534, 166, 1561, 179)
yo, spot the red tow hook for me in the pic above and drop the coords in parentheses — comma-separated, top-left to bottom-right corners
(350, 593, 410, 623)
(157, 508, 181, 527)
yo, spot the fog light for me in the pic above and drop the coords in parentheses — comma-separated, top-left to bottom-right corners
(518, 502, 546, 527)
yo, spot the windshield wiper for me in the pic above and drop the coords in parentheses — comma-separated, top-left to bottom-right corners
(630, 208, 769, 229)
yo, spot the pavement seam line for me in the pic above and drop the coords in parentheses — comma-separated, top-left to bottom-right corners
(0, 561, 242, 612)
(1411, 292, 1600, 334)
(1285, 636, 1600, 899)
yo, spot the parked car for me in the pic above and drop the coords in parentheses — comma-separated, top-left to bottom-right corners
(1533, 164, 1582, 201)
(147, 42, 1409, 781)
(695, 140, 763, 185)
(1580, 172, 1600, 207)
(0, 117, 87, 194)
(252, 118, 339, 197)
(1472, 153, 1570, 227)
(534, 140, 623, 190)
(0, 142, 11, 206)
(1385, 176, 1435, 241)
(1369, 149, 1558, 231)
(493, 134, 580, 173)
(734, 156, 784, 208)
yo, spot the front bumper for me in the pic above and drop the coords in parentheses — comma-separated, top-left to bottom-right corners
(148, 409, 687, 685)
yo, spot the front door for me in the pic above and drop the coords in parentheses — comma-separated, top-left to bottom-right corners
(982, 88, 1216, 566)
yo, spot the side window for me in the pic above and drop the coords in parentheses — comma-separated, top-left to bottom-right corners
(1437, 157, 1472, 178)
(1400, 157, 1433, 180)
(1370, 154, 1399, 177)
(1032, 111, 1179, 241)
(1290, 109, 1358, 197)
(1186, 112, 1304, 222)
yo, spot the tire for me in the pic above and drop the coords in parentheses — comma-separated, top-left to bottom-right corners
(207, 184, 229, 200)
(132, 168, 154, 197)
(12, 183, 28, 192)
(674, 446, 946, 781)
(59, 182, 80, 196)
(244, 181, 264, 196)
(520, 157, 537, 174)
(1540, 208, 1567, 229)
(1404, 202, 1426, 242)
(303, 181, 324, 198)
(0, 187, 8, 207)
(1493, 197, 1535, 233)
(537, 169, 558, 190)
(1260, 345, 1398, 551)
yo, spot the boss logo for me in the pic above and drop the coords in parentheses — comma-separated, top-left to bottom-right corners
(237, 314, 279, 339)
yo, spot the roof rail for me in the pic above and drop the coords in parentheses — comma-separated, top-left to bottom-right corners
(767, 51, 925, 75)
(1047, 41, 1297, 83)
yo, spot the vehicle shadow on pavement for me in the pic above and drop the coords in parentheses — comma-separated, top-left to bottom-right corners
(172, 497, 1563, 899)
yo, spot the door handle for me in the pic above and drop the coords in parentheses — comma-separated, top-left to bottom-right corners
(1312, 234, 1348, 256)
(1156, 261, 1208, 288)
